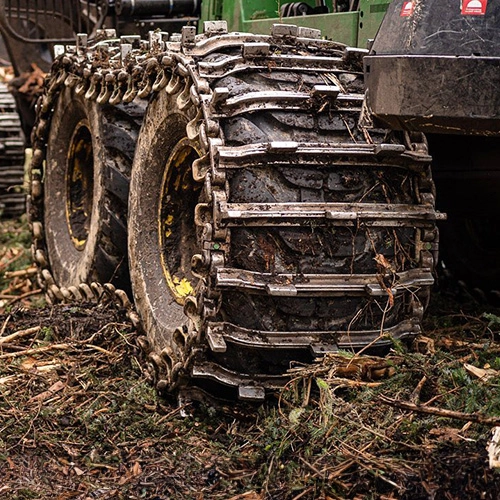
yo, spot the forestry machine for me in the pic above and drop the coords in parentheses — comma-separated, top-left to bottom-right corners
(0, 0, 496, 401)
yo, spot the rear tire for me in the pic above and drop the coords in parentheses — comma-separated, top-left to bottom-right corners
(44, 87, 142, 289)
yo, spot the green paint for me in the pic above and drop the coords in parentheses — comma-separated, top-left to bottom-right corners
(357, 0, 391, 48)
(200, 0, 391, 48)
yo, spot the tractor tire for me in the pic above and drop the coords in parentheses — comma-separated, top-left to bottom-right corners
(128, 32, 438, 399)
(0, 82, 25, 218)
(44, 86, 143, 290)
(128, 88, 203, 360)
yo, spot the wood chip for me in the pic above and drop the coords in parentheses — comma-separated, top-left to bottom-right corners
(488, 427, 500, 469)
(28, 380, 65, 403)
(464, 363, 499, 382)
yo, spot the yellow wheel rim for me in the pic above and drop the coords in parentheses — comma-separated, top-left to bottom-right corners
(159, 138, 201, 304)
(65, 120, 94, 251)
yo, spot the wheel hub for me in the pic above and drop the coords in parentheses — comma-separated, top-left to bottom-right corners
(159, 138, 201, 304)
(65, 121, 94, 251)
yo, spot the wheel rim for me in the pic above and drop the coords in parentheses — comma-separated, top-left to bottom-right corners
(65, 120, 94, 251)
(159, 137, 201, 304)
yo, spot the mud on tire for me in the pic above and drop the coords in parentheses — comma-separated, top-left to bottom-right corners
(128, 88, 203, 362)
(28, 26, 440, 400)
(42, 86, 144, 291)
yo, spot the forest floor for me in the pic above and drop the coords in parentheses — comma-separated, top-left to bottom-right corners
(1, 217, 500, 500)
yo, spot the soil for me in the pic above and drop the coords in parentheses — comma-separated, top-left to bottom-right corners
(2, 219, 500, 499)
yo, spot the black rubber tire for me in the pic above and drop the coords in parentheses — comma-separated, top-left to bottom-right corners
(128, 64, 431, 386)
(212, 72, 425, 374)
(44, 86, 143, 289)
(128, 88, 201, 354)
(0, 82, 25, 218)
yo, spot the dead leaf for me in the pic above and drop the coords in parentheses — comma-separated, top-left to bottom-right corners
(62, 444, 81, 458)
(414, 336, 436, 355)
(20, 357, 38, 371)
(18, 63, 46, 95)
(131, 461, 142, 477)
(73, 466, 85, 476)
(374, 254, 395, 273)
(428, 427, 463, 444)
(464, 363, 499, 381)
(374, 255, 396, 307)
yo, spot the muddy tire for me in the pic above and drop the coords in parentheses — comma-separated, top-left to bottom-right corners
(205, 73, 431, 379)
(128, 38, 437, 398)
(128, 88, 202, 371)
(0, 82, 25, 218)
(33, 27, 438, 399)
(44, 87, 143, 290)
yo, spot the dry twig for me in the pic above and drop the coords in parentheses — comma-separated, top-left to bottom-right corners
(0, 326, 41, 346)
(379, 394, 500, 425)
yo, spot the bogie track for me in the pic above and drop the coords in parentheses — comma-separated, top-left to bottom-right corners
(29, 24, 442, 401)
(0, 82, 25, 217)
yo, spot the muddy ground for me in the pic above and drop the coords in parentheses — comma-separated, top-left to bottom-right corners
(1, 218, 500, 499)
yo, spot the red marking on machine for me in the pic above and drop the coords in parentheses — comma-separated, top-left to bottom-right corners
(400, 1, 415, 16)
(462, 0, 487, 15)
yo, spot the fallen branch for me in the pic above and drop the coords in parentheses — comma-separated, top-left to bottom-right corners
(0, 326, 41, 345)
(379, 394, 500, 425)
(0, 343, 71, 359)
(6, 289, 42, 306)
(325, 377, 383, 388)
(4, 268, 37, 279)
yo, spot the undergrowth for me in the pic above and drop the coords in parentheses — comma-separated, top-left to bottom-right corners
(1, 216, 43, 313)
(1, 219, 500, 499)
